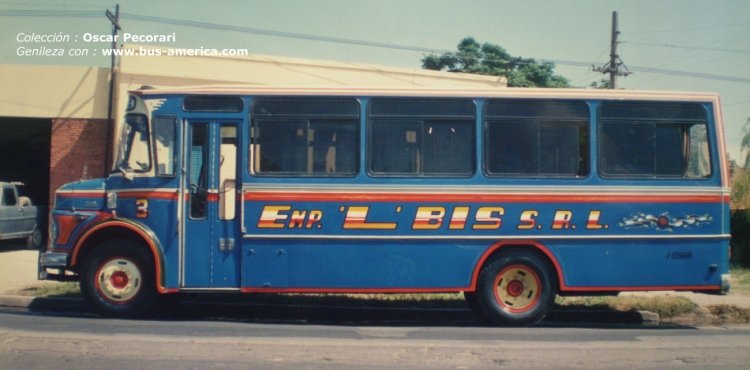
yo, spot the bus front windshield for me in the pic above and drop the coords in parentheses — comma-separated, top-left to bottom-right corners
(115, 114, 151, 174)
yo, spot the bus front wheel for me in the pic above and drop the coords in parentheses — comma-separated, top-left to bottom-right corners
(80, 240, 158, 317)
(475, 250, 556, 326)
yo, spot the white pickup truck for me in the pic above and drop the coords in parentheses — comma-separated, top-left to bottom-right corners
(0, 182, 42, 249)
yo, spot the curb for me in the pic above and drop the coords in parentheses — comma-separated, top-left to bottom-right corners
(0, 294, 660, 326)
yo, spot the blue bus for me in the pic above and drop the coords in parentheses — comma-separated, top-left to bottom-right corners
(39, 86, 731, 325)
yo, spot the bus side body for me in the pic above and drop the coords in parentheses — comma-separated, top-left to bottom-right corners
(40, 89, 731, 324)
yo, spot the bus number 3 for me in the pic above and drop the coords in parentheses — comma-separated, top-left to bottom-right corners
(136, 199, 149, 218)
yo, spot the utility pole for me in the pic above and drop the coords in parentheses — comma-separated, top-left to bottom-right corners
(593, 11, 630, 89)
(105, 4, 120, 171)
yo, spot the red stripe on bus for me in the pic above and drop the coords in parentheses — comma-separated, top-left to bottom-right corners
(57, 192, 105, 198)
(239, 285, 721, 294)
(240, 287, 464, 294)
(244, 192, 726, 204)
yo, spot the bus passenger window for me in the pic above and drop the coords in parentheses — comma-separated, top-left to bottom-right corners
(251, 98, 360, 177)
(368, 98, 475, 177)
(485, 99, 589, 177)
(599, 102, 711, 178)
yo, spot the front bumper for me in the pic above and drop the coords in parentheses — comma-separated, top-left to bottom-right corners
(38, 252, 76, 281)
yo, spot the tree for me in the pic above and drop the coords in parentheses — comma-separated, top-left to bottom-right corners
(421, 37, 570, 88)
(742, 117, 750, 168)
(732, 117, 750, 208)
(590, 79, 612, 89)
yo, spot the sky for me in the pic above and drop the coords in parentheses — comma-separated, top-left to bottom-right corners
(1, 0, 748, 162)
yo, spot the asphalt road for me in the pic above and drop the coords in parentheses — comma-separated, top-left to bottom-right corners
(1, 307, 749, 369)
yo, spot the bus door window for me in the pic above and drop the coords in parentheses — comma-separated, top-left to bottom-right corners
(153, 117, 177, 177)
(189, 124, 208, 219)
(219, 125, 237, 220)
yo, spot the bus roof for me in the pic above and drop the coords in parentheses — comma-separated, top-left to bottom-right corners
(131, 85, 720, 102)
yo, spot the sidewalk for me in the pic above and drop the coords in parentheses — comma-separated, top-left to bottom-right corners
(0, 248, 66, 295)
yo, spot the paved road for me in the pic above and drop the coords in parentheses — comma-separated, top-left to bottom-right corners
(1, 308, 749, 369)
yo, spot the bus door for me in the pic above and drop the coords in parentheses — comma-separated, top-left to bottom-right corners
(181, 120, 241, 288)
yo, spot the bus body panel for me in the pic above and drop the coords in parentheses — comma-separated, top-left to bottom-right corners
(40, 88, 732, 305)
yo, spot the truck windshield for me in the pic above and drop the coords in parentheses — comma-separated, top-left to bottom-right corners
(115, 114, 151, 173)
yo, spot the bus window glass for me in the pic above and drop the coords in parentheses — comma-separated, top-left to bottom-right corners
(485, 100, 589, 177)
(219, 125, 237, 220)
(687, 124, 711, 177)
(183, 95, 243, 112)
(189, 124, 208, 219)
(116, 114, 151, 173)
(251, 99, 359, 176)
(368, 99, 475, 176)
(599, 102, 711, 178)
(153, 117, 176, 177)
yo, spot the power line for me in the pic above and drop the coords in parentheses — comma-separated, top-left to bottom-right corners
(624, 22, 750, 35)
(625, 41, 750, 54)
(123, 13, 451, 55)
(0, 9, 100, 17)
(2, 9, 750, 84)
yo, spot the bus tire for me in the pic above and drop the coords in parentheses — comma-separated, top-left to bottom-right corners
(80, 240, 158, 317)
(476, 250, 555, 326)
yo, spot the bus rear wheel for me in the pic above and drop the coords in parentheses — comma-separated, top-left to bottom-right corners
(80, 240, 158, 317)
(475, 250, 556, 326)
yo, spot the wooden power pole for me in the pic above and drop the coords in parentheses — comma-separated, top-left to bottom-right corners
(104, 4, 120, 171)
(593, 11, 631, 89)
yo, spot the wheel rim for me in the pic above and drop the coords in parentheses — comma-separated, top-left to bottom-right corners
(94, 257, 142, 304)
(493, 264, 542, 313)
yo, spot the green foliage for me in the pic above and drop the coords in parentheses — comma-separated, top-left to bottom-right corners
(731, 267, 750, 293)
(731, 210, 750, 267)
(590, 79, 612, 89)
(556, 295, 698, 319)
(422, 37, 570, 88)
(742, 117, 750, 168)
(17, 282, 80, 297)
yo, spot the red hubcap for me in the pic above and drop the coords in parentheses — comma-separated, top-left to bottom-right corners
(506, 280, 524, 297)
(110, 271, 129, 289)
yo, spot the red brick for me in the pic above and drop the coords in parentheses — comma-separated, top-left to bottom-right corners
(49, 118, 111, 202)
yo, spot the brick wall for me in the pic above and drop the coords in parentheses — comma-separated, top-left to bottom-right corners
(49, 118, 111, 204)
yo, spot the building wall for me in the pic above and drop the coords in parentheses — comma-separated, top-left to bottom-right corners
(49, 118, 110, 202)
(0, 64, 110, 119)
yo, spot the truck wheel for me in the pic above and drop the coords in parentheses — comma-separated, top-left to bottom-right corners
(80, 240, 158, 317)
(26, 226, 43, 250)
(476, 250, 556, 326)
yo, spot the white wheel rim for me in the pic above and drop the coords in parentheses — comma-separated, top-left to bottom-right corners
(493, 264, 542, 313)
(95, 258, 142, 304)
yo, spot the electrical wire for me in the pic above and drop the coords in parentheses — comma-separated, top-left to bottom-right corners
(1, 9, 749, 84)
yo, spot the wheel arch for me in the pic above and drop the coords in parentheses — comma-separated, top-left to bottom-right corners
(469, 240, 564, 293)
(70, 220, 171, 293)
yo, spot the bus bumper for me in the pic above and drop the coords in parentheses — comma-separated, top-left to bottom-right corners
(721, 273, 731, 294)
(38, 252, 76, 281)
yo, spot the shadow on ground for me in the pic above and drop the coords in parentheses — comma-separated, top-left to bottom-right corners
(23, 292, 657, 328)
